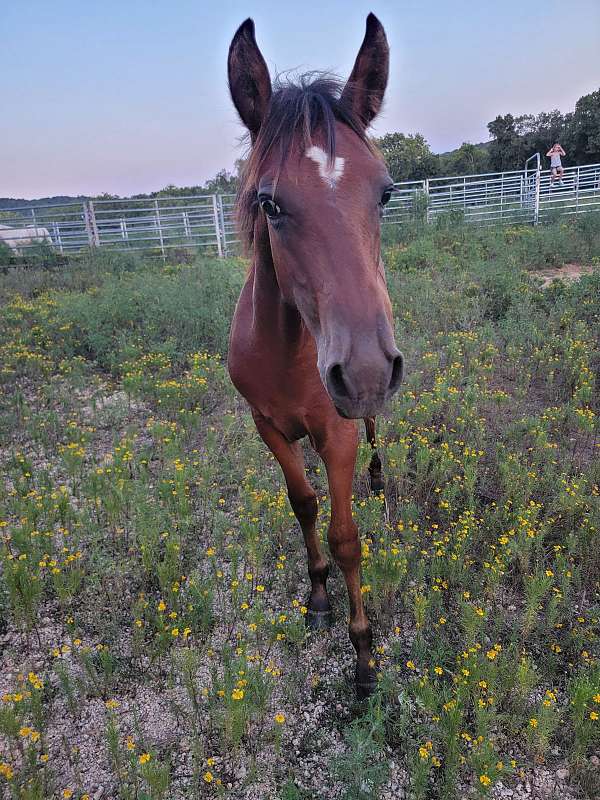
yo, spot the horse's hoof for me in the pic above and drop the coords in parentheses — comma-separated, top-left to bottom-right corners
(356, 679, 377, 700)
(305, 608, 333, 630)
(355, 661, 377, 699)
(370, 475, 384, 494)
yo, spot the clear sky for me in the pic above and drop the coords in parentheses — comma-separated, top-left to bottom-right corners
(2, 0, 599, 199)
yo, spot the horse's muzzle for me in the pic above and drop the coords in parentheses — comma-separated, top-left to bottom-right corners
(324, 349, 404, 419)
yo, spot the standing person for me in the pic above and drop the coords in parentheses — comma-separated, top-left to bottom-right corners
(547, 143, 566, 186)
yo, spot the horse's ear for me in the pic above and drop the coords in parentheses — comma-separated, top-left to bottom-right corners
(341, 13, 389, 128)
(228, 18, 272, 139)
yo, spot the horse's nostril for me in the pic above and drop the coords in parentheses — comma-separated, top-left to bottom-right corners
(328, 363, 349, 399)
(389, 354, 404, 393)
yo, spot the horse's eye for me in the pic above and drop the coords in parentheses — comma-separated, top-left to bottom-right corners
(380, 189, 393, 206)
(260, 198, 282, 219)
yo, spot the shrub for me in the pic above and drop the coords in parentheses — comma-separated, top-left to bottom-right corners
(53, 256, 245, 368)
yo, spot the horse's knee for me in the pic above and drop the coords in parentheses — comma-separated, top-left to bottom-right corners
(328, 523, 361, 571)
(289, 491, 318, 526)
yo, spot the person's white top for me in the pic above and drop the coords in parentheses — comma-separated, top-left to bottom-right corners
(550, 152, 562, 167)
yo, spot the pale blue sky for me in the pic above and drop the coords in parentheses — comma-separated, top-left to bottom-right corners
(2, 0, 599, 198)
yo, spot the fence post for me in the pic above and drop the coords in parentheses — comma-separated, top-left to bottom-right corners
(212, 195, 223, 257)
(217, 195, 227, 255)
(153, 200, 165, 259)
(533, 166, 540, 225)
(52, 221, 63, 254)
(83, 200, 100, 247)
(30, 208, 39, 237)
(575, 166, 580, 213)
(520, 174, 524, 208)
(423, 179, 430, 224)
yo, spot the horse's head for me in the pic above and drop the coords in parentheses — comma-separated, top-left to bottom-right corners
(228, 14, 403, 419)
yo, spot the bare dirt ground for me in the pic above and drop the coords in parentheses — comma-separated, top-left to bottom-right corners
(535, 263, 595, 288)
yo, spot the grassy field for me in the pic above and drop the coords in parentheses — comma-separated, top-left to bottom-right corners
(1, 216, 599, 800)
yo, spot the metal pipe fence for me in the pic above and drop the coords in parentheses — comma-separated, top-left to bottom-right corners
(2, 158, 600, 258)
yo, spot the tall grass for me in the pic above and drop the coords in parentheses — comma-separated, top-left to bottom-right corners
(381, 210, 600, 272)
(53, 257, 245, 368)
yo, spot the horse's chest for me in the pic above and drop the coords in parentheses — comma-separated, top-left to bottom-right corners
(228, 278, 335, 441)
(229, 339, 330, 443)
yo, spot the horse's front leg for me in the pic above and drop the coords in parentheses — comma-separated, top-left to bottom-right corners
(251, 410, 332, 628)
(318, 421, 376, 698)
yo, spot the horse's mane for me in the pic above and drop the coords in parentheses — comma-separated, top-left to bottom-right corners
(236, 72, 377, 249)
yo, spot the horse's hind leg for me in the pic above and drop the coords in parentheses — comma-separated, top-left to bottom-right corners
(252, 411, 332, 628)
(364, 417, 384, 494)
(318, 422, 376, 697)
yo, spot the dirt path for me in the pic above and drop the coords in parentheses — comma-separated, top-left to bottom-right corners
(535, 262, 595, 288)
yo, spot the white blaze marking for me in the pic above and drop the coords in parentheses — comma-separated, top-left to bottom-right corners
(306, 145, 345, 187)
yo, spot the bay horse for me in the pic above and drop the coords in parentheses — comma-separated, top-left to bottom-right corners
(227, 14, 403, 697)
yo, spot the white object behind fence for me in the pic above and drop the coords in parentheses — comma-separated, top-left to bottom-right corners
(0, 223, 52, 253)
(2, 158, 600, 257)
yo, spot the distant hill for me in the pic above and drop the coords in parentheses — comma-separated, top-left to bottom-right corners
(438, 141, 491, 158)
(0, 196, 87, 210)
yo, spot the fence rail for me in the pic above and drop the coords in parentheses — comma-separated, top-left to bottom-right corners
(2, 157, 600, 258)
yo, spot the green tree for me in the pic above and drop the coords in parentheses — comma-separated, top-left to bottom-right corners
(567, 89, 600, 164)
(516, 110, 567, 167)
(487, 114, 526, 172)
(439, 142, 491, 176)
(203, 168, 239, 194)
(373, 133, 439, 182)
(486, 92, 600, 172)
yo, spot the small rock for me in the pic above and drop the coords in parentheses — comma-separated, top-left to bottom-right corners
(556, 768, 568, 781)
